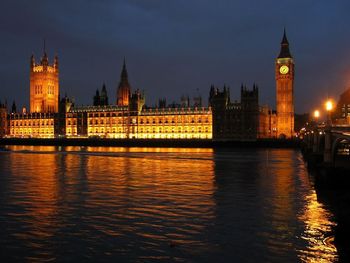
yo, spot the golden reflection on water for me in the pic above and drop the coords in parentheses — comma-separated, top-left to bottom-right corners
(298, 190, 337, 263)
(8, 146, 60, 246)
(270, 150, 296, 236)
(1, 146, 339, 261)
(258, 150, 338, 262)
(5, 146, 216, 259)
(82, 147, 216, 251)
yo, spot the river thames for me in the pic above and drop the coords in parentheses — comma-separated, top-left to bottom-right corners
(0, 146, 338, 262)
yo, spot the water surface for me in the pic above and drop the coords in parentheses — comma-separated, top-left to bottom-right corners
(0, 146, 337, 262)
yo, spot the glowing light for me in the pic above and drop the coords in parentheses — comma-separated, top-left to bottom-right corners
(325, 100, 333, 112)
(313, 110, 320, 119)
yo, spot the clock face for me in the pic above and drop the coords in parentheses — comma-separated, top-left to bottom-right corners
(280, 65, 289, 74)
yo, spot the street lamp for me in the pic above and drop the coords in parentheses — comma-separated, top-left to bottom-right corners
(313, 110, 320, 120)
(325, 100, 333, 112)
(325, 99, 333, 126)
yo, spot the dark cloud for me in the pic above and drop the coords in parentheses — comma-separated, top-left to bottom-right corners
(1, 0, 350, 113)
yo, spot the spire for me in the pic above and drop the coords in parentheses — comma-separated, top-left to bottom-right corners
(54, 53, 59, 70)
(102, 82, 106, 92)
(278, 28, 292, 58)
(281, 28, 288, 44)
(116, 57, 132, 106)
(41, 39, 49, 66)
(121, 57, 128, 83)
(11, 101, 17, 113)
(30, 54, 35, 69)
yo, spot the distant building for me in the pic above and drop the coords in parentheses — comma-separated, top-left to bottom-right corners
(334, 88, 350, 125)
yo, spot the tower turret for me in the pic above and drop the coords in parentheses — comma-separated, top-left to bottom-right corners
(30, 44, 60, 113)
(130, 89, 145, 114)
(93, 89, 100, 106)
(11, 101, 17, 113)
(100, 83, 109, 106)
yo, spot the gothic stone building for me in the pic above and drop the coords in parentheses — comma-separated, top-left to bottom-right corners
(1, 30, 293, 141)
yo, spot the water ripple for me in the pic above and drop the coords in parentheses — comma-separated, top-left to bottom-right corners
(0, 146, 338, 262)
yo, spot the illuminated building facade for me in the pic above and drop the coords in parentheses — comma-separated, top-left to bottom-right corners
(9, 113, 56, 138)
(276, 30, 295, 138)
(0, 102, 7, 137)
(30, 50, 59, 113)
(0, 36, 290, 140)
(259, 106, 277, 139)
(66, 90, 212, 139)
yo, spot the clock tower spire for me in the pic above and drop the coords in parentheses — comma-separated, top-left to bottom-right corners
(278, 28, 292, 58)
(275, 29, 294, 138)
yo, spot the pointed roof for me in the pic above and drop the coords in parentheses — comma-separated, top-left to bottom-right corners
(41, 39, 49, 65)
(119, 58, 130, 88)
(278, 29, 292, 58)
(101, 83, 107, 97)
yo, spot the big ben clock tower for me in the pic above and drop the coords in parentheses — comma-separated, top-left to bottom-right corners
(276, 29, 294, 138)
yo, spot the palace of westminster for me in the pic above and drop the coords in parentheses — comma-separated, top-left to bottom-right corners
(0, 31, 295, 140)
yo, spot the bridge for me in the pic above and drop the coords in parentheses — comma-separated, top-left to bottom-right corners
(302, 124, 350, 167)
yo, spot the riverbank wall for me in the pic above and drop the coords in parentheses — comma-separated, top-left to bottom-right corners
(0, 138, 300, 148)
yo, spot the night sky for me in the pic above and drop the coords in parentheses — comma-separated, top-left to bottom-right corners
(1, 0, 350, 114)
